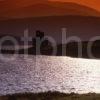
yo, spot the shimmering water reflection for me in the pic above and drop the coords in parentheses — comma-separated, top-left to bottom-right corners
(0, 55, 100, 95)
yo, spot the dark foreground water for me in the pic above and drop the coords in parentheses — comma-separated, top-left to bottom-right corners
(0, 55, 100, 96)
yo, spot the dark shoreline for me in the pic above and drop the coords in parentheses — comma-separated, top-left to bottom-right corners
(0, 92, 100, 100)
(1, 41, 100, 59)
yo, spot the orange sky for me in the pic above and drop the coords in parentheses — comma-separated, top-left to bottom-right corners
(49, 0, 100, 12)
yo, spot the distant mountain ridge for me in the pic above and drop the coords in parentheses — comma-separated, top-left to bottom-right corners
(0, 15, 100, 43)
(0, 1, 100, 20)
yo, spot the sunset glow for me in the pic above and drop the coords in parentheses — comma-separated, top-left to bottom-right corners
(49, 0, 100, 12)
(0, 0, 100, 19)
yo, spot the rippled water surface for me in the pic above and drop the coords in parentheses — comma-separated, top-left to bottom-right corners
(0, 55, 100, 95)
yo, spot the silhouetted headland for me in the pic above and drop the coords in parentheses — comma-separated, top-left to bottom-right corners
(1, 30, 100, 59)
